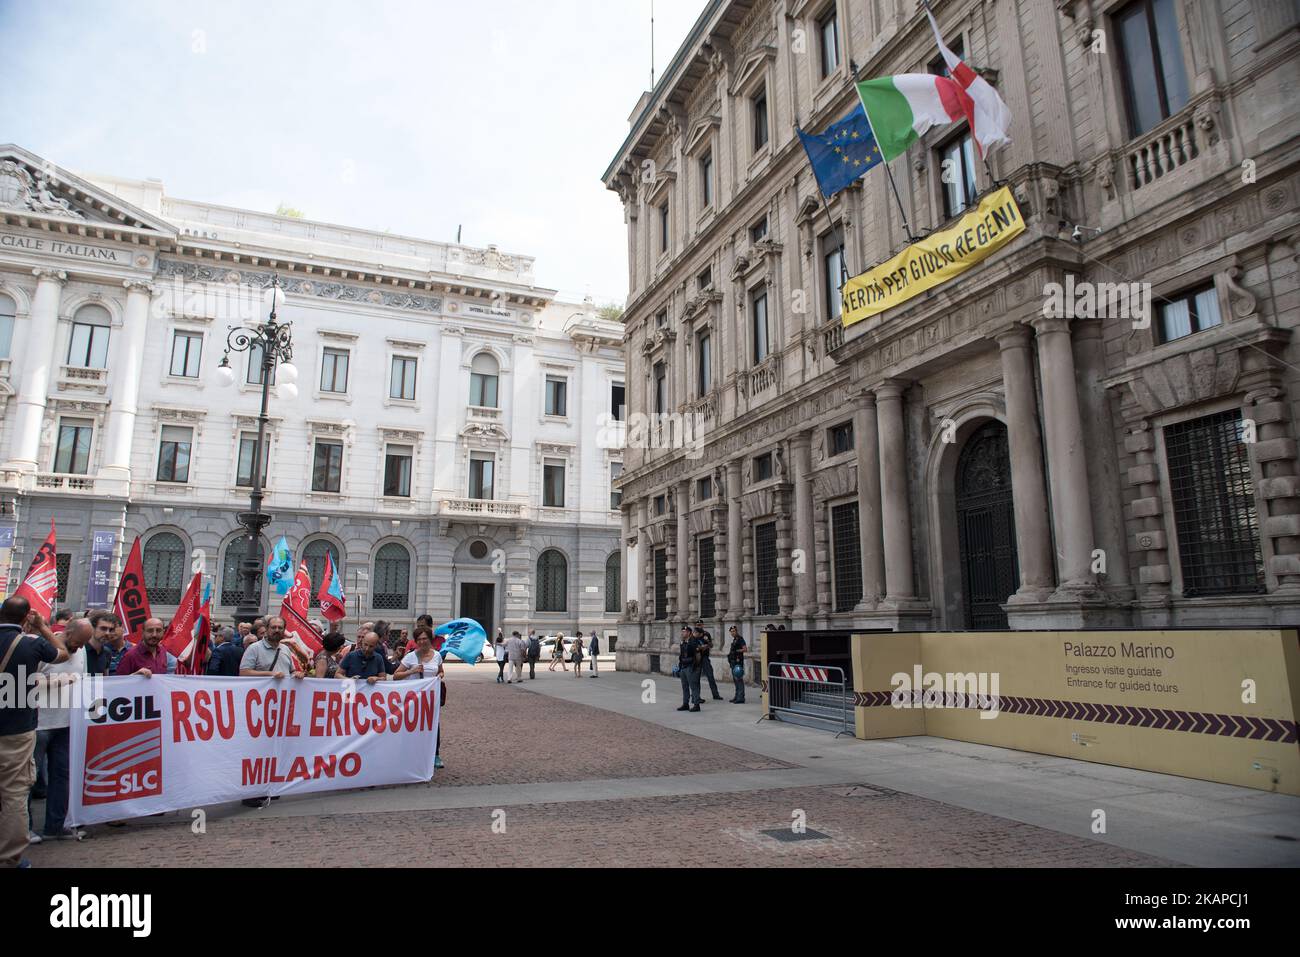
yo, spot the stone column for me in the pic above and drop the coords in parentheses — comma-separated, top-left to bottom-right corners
(6, 268, 66, 473)
(638, 498, 652, 621)
(727, 459, 743, 615)
(876, 380, 916, 602)
(713, 503, 729, 617)
(791, 431, 816, 615)
(854, 391, 885, 605)
(1031, 317, 1098, 593)
(676, 480, 691, 618)
(100, 280, 153, 492)
(996, 325, 1055, 601)
(620, 505, 633, 619)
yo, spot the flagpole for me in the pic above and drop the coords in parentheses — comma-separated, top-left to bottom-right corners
(846, 72, 918, 244)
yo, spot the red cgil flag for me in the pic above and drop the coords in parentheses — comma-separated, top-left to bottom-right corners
(316, 550, 347, 623)
(14, 519, 58, 620)
(162, 572, 205, 673)
(280, 561, 322, 670)
(113, 536, 152, 645)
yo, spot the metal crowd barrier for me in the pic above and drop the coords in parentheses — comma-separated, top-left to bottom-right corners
(761, 662, 853, 738)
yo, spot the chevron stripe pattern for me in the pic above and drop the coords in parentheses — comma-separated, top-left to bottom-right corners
(852, 690, 1298, 743)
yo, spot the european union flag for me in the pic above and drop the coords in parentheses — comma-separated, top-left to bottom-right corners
(797, 104, 884, 199)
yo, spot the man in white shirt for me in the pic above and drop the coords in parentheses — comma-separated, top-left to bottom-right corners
(34, 617, 92, 841)
(505, 631, 526, 684)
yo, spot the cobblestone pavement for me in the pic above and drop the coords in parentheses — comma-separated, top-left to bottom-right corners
(28, 666, 1170, 868)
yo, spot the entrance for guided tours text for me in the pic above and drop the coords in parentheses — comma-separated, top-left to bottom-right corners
(955, 421, 1019, 630)
(460, 583, 495, 638)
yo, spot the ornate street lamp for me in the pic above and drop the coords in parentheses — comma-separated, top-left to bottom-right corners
(215, 276, 299, 625)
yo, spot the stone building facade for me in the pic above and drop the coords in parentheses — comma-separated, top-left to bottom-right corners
(0, 145, 625, 639)
(603, 0, 1300, 673)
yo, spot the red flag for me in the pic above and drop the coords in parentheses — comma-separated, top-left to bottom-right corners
(316, 551, 347, 623)
(162, 572, 205, 671)
(14, 520, 58, 620)
(113, 536, 152, 644)
(280, 561, 322, 667)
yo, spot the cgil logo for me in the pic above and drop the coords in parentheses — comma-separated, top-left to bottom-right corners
(50, 887, 151, 938)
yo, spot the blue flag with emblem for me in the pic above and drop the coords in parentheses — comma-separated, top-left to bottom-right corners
(797, 104, 884, 199)
(434, 617, 488, 665)
(266, 536, 294, 596)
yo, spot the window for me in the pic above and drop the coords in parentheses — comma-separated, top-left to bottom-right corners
(543, 460, 566, 508)
(303, 540, 340, 609)
(940, 132, 978, 219)
(700, 151, 714, 209)
(1158, 284, 1221, 343)
(655, 308, 669, 329)
(824, 230, 845, 322)
(654, 494, 667, 516)
(654, 362, 667, 414)
(221, 541, 264, 607)
(247, 341, 275, 385)
(143, 532, 185, 605)
(752, 287, 770, 363)
(697, 332, 711, 395)
(383, 445, 413, 498)
(1164, 411, 1264, 597)
(311, 440, 343, 493)
(236, 433, 269, 488)
(1115, 0, 1190, 137)
(469, 352, 499, 407)
(750, 216, 769, 243)
(754, 453, 773, 482)
(156, 426, 193, 483)
(832, 501, 863, 612)
(928, 36, 964, 76)
(611, 381, 626, 422)
(753, 88, 769, 151)
(320, 348, 350, 393)
(610, 461, 623, 510)
(659, 202, 670, 253)
(53, 419, 92, 474)
(0, 293, 14, 359)
(545, 376, 568, 416)
(697, 266, 712, 291)
(67, 304, 110, 368)
(373, 542, 411, 610)
(169, 331, 202, 378)
(55, 553, 71, 604)
(653, 549, 667, 620)
(537, 549, 567, 612)
(818, 7, 840, 78)
(754, 522, 779, 615)
(697, 476, 713, 501)
(605, 552, 621, 614)
(390, 356, 417, 401)
(698, 536, 716, 619)
(829, 421, 854, 456)
(469, 453, 495, 500)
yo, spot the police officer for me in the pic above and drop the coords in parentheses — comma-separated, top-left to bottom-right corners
(727, 625, 748, 703)
(676, 625, 702, 713)
(694, 621, 723, 701)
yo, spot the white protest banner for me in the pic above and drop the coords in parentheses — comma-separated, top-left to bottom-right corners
(67, 675, 439, 826)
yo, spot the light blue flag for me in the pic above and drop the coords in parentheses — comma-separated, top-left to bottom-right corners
(266, 536, 294, 596)
(435, 618, 487, 665)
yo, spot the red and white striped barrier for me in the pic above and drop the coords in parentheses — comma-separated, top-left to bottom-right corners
(776, 664, 831, 683)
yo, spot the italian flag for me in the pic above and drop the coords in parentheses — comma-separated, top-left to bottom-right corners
(855, 11, 1011, 163)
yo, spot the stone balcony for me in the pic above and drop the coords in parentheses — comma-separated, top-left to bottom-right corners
(436, 497, 530, 522)
(58, 365, 109, 394)
(36, 472, 96, 492)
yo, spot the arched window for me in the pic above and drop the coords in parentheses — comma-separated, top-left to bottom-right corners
(302, 539, 340, 608)
(605, 552, 621, 614)
(537, 549, 567, 612)
(220, 539, 265, 608)
(373, 543, 410, 610)
(469, 352, 499, 408)
(68, 303, 111, 369)
(0, 293, 15, 359)
(142, 532, 186, 605)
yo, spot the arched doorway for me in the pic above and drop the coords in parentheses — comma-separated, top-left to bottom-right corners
(955, 421, 1020, 629)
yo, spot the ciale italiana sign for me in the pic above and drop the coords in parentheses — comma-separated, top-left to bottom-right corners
(0, 231, 137, 266)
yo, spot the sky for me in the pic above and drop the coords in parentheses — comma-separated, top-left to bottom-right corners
(0, 0, 706, 305)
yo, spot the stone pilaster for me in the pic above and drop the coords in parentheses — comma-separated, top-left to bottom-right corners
(727, 459, 743, 613)
(876, 380, 916, 603)
(5, 268, 66, 474)
(99, 279, 154, 495)
(675, 480, 691, 617)
(854, 390, 885, 606)
(1125, 421, 1172, 612)
(1247, 388, 1300, 592)
(791, 431, 816, 616)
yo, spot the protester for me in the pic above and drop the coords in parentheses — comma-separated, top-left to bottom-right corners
(588, 630, 600, 677)
(493, 632, 507, 683)
(239, 617, 303, 678)
(676, 625, 702, 713)
(236, 621, 252, 641)
(340, 632, 390, 683)
(526, 628, 540, 680)
(32, 617, 91, 842)
(313, 632, 348, 678)
(115, 618, 169, 677)
(727, 625, 748, 704)
(695, 623, 723, 701)
(395, 629, 446, 769)
(86, 612, 130, 676)
(505, 630, 526, 684)
(51, 609, 73, 634)
(0, 597, 68, 869)
(207, 626, 245, 677)
(355, 620, 374, 649)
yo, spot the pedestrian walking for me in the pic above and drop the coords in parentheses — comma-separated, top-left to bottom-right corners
(505, 631, 526, 684)
(588, 630, 600, 677)
(727, 625, 748, 704)
(526, 629, 540, 680)
(695, 623, 723, 700)
(570, 634, 584, 677)
(494, 633, 508, 683)
(675, 625, 702, 713)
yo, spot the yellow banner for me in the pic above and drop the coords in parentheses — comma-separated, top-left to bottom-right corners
(841, 186, 1026, 327)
